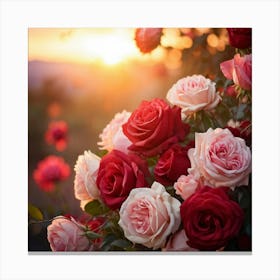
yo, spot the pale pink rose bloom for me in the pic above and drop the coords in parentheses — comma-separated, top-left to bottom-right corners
(98, 110, 132, 153)
(74, 151, 100, 209)
(166, 74, 221, 116)
(220, 53, 252, 90)
(188, 128, 251, 188)
(174, 174, 199, 200)
(47, 216, 92, 251)
(118, 182, 181, 250)
(163, 229, 198, 251)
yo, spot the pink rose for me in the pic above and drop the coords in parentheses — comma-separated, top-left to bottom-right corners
(174, 174, 200, 200)
(47, 216, 92, 251)
(166, 75, 221, 116)
(118, 182, 181, 249)
(74, 151, 100, 209)
(98, 110, 132, 153)
(188, 128, 251, 188)
(163, 229, 198, 251)
(220, 54, 252, 91)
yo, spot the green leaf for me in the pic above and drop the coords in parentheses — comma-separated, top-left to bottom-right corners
(237, 187, 251, 209)
(147, 156, 159, 167)
(111, 239, 131, 249)
(101, 233, 117, 251)
(85, 231, 102, 240)
(84, 200, 110, 217)
(28, 203, 43, 221)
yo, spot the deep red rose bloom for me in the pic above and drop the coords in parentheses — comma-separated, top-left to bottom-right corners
(33, 155, 70, 192)
(135, 28, 162, 53)
(96, 149, 150, 210)
(122, 98, 190, 157)
(227, 28, 252, 49)
(226, 120, 251, 147)
(45, 121, 68, 151)
(180, 186, 244, 251)
(154, 141, 194, 186)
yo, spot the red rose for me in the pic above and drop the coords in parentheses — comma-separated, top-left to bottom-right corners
(180, 186, 244, 251)
(227, 28, 252, 49)
(135, 28, 162, 53)
(96, 149, 150, 210)
(154, 141, 194, 186)
(122, 98, 190, 157)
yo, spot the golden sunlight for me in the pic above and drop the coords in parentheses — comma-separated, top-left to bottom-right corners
(29, 28, 145, 66)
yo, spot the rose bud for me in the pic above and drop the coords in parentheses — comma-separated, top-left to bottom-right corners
(135, 28, 163, 53)
(227, 28, 251, 49)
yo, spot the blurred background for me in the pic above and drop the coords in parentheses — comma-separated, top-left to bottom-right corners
(28, 28, 234, 251)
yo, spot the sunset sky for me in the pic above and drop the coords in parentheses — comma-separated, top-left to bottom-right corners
(28, 28, 163, 66)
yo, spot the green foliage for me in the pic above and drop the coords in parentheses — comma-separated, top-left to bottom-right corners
(28, 203, 43, 221)
(85, 231, 103, 240)
(84, 200, 110, 217)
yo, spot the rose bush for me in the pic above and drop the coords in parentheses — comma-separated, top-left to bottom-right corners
(33, 28, 252, 253)
(96, 149, 150, 209)
(122, 98, 189, 157)
(166, 74, 221, 116)
(188, 128, 251, 188)
(118, 182, 181, 249)
(180, 186, 244, 251)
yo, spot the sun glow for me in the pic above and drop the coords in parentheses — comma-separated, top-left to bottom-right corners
(29, 28, 144, 66)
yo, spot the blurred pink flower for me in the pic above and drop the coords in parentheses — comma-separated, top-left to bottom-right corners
(98, 110, 132, 154)
(45, 121, 68, 151)
(33, 155, 70, 192)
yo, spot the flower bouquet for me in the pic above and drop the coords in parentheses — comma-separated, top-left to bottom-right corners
(31, 28, 252, 252)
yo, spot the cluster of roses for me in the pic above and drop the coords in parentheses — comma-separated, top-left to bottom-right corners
(46, 28, 252, 252)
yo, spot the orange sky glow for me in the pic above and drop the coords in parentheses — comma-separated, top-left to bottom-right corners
(28, 28, 167, 66)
